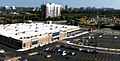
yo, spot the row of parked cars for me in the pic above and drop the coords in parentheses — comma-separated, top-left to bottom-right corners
(71, 35, 103, 46)
(43, 47, 76, 56)
(82, 36, 100, 40)
(60, 45, 98, 54)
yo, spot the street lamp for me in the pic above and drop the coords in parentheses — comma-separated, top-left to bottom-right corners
(94, 38, 97, 61)
(114, 36, 117, 48)
(112, 36, 117, 48)
(94, 45, 97, 61)
(114, 36, 117, 54)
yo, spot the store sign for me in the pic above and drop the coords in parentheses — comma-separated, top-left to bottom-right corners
(52, 32, 60, 37)
(31, 38, 38, 45)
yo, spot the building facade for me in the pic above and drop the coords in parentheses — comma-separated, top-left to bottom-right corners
(41, 3, 61, 19)
(0, 22, 82, 51)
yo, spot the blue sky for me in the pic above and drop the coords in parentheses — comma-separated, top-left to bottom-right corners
(0, 0, 120, 9)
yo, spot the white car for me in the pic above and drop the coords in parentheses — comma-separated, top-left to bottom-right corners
(99, 35, 102, 38)
(71, 52, 75, 56)
(62, 52, 67, 56)
(79, 48, 83, 51)
(46, 55, 51, 58)
(0, 49, 5, 53)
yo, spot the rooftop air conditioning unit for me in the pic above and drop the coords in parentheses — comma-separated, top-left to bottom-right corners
(50, 28, 52, 30)
(35, 30, 38, 32)
(55, 26, 57, 28)
(36, 27, 38, 29)
(22, 31, 25, 34)
(15, 33, 18, 35)
(62, 26, 64, 28)
(39, 34, 42, 36)
(34, 35, 37, 37)
(20, 37, 22, 39)
(51, 25, 53, 27)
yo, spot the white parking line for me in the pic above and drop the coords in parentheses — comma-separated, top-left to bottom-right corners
(67, 43, 120, 54)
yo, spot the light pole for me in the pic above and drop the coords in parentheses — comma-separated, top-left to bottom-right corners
(114, 36, 117, 54)
(94, 44, 97, 61)
(114, 36, 117, 48)
(93, 36, 97, 61)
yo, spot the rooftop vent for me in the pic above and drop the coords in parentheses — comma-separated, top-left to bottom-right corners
(35, 30, 38, 32)
(62, 26, 64, 28)
(23, 37, 26, 39)
(34, 35, 37, 37)
(51, 25, 52, 27)
(60, 30, 62, 32)
(36, 27, 38, 29)
(50, 28, 52, 30)
(27, 37, 30, 39)
(55, 26, 57, 28)
(39, 34, 42, 36)
(31, 36, 33, 38)
(15, 33, 18, 35)
(20, 37, 22, 39)
(3, 27, 6, 29)
(22, 31, 25, 33)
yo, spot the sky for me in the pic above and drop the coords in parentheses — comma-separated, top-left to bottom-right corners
(0, 0, 120, 9)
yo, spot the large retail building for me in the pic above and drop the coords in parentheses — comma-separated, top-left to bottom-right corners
(0, 22, 82, 51)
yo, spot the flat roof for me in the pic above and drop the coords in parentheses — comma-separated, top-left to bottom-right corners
(0, 23, 79, 41)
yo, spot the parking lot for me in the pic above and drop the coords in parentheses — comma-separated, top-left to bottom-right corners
(0, 41, 120, 61)
(66, 31, 120, 49)
(14, 42, 120, 61)
(1, 29, 120, 61)
(0, 43, 16, 52)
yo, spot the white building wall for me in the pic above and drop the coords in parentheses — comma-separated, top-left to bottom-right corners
(58, 5, 61, 16)
(45, 3, 61, 18)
